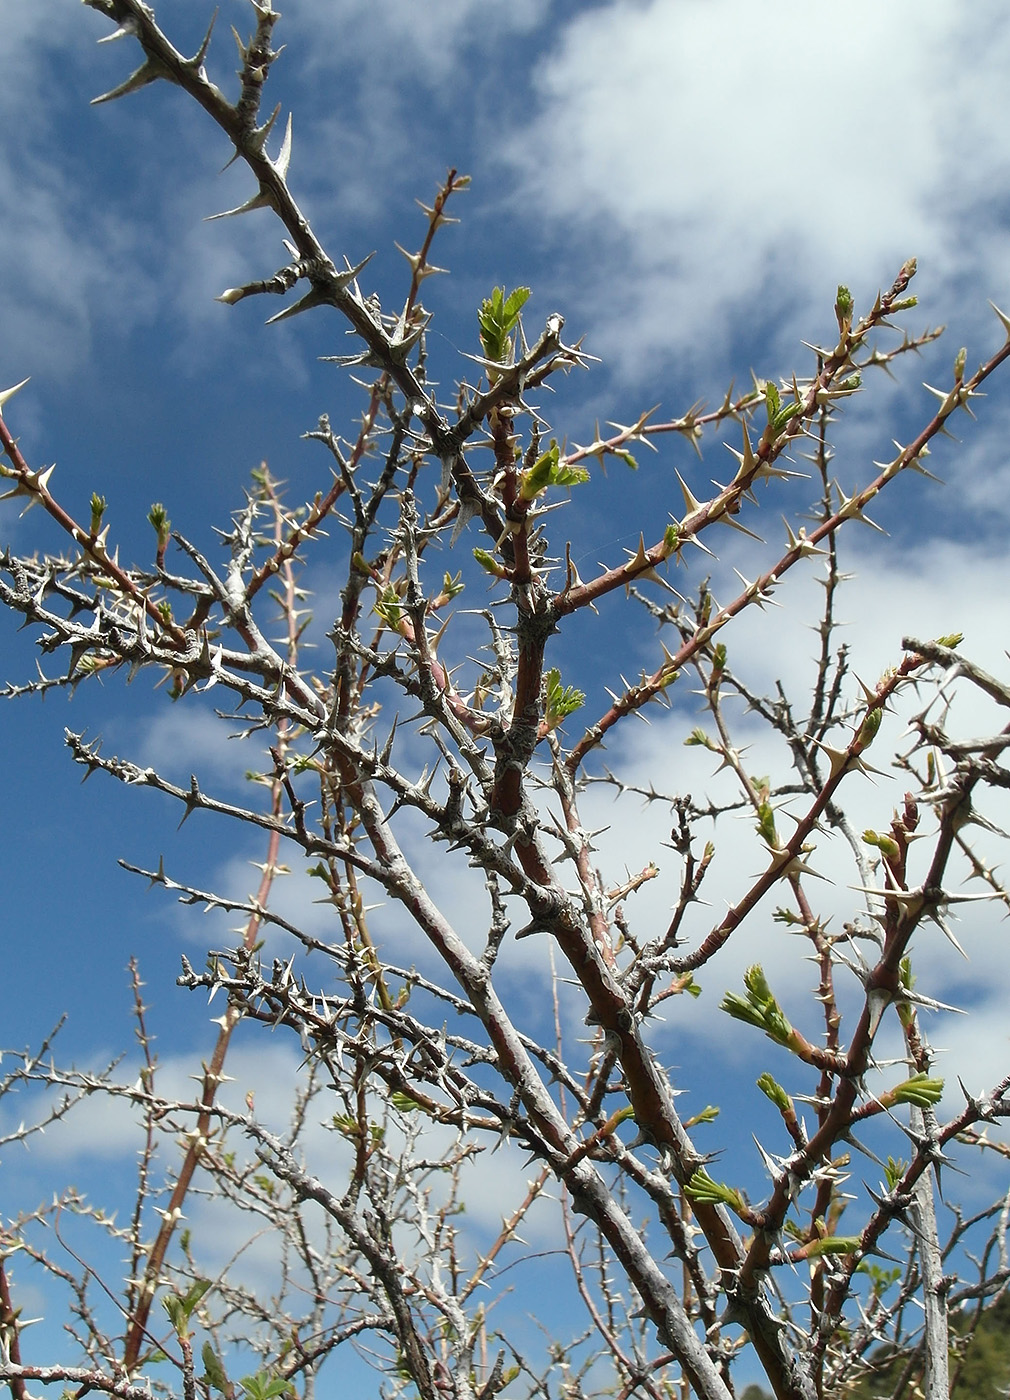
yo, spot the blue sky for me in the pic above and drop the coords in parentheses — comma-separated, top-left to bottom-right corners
(2, 0, 1010, 1388)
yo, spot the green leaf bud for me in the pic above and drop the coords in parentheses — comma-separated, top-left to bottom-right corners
(90, 492, 107, 535)
(803, 1235, 862, 1258)
(862, 829, 900, 858)
(857, 707, 883, 748)
(757, 1072, 793, 1114)
(884, 1156, 907, 1191)
(473, 546, 509, 579)
(834, 285, 854, 336)
(755, 800, 778, 848)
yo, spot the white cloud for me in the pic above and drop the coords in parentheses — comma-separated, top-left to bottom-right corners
(118, 702, 265, 789)
(504, 0, 1010, 377)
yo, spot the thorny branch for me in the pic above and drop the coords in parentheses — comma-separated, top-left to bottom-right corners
(0, 4, 1008, 1400)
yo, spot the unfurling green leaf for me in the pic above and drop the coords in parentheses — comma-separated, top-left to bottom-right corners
(391, 1090, 424, 1115)
(544, 667, 585, 731)
(519, 441, 589, 501)
(755, 800, 778, 848)
(373, 587, 404, 628)
(685, 1167, 745, 1214)
(934, 631, 964, 649)
(478, 285, 531, 365)
(888, 1072, 944, 1107)
(162, 1278, 212, 1334)
(148, 502, 170, 540)
(721, 965, 795, 1048)
(662, 522, 680, 558)
(884, 1156, 907, 1191)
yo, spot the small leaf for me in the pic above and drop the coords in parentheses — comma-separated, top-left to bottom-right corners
(202, 1343, 230, 1394)
(684, 1104, 719, 1126)
(240, 1371, 293, 1400)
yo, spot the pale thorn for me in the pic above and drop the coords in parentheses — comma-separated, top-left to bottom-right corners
(207, 113, 293, 220)
(264, 285, 328, 324)
(809, 737, 878, 783)
(865, 985, 892, 1038)
(782, 519, 827, 559)
(92, 55, 169, 105)
(776, 851, 829, 882)
(714, 511, 764, 542)
(990, 300, 1010, 340)
(394, 242, 448, 280)
(732, 568, 780, 609)
(751, 1134, 788, 1185)
(96, 18, 139, 43)
(0, 377, 30, 412)
(724, 421, 756, 479)
(833, 483, 886, 533)
(676, 470, 706, 518)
